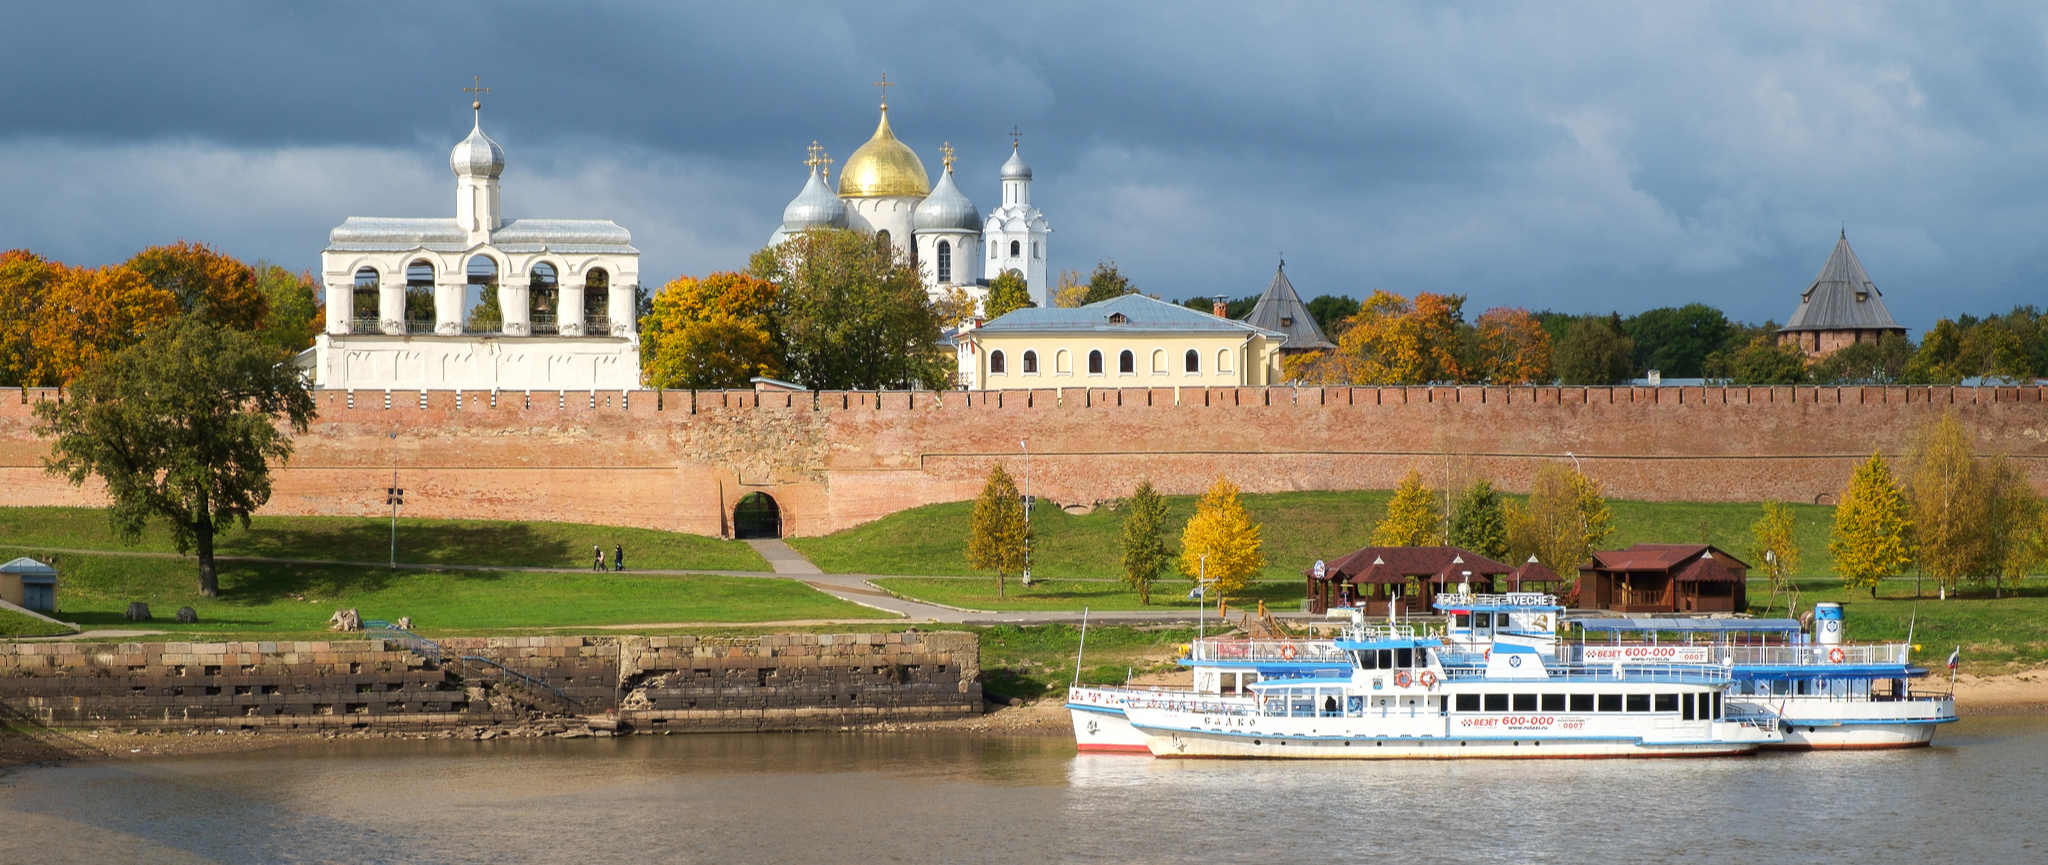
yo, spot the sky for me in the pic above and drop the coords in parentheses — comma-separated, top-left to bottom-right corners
(6, 2, 2048, 333)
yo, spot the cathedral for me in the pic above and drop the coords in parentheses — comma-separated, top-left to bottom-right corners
(768, 87, 1053, 310)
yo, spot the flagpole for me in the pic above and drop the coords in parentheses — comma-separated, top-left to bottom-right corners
(1073, 607, 1090, 689)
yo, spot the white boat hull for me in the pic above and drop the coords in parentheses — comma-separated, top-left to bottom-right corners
(1134, 725, 1763, 760)
(1069, 705, 1149, 754)
(1737, 695, 1956, 750)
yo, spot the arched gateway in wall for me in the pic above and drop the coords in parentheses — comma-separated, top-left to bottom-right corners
(732, 492, 783, 539)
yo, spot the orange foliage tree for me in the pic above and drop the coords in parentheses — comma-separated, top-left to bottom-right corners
(1307, 290, 1467, 385)
(126, 241, 267, 332)
(0, 250, 60, 386)
(1470, 306, 1553, 384)
(32, 264, 179, 384)
(640, 271, 783, 389)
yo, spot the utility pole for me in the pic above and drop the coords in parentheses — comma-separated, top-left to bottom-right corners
(1020, 438, 1031, 586)
(386, 431, 403, 568)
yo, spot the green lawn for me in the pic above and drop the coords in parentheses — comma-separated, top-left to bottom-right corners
(0, 507, 769, 572)
(788, 491, 1843, 580)
(3, 546, 888, 639)
(870, 577, 1304, 613)
(974, 623, 1199, 699)
(0, 608, 75, 638)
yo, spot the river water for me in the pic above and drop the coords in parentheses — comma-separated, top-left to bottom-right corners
(0, 716, 2039, 864)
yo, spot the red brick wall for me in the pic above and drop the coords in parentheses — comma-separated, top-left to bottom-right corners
(2, 385, 2043, 537)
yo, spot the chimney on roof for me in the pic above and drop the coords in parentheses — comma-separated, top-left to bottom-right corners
(1212, 296, 1228, 318)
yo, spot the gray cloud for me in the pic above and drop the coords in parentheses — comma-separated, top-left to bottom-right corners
(6, 1, 2048, 332)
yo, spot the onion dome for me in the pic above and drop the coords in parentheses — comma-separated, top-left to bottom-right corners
(838, 106, 930, 198)
(450, 115, 504, 179)
(782, 162, 848, 231)
(1000, 143, 1031, 180)
(913, 164, 979, 232)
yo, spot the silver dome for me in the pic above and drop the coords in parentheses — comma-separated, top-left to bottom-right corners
(450, 117, 505, 179)
(1000, 145, 1032, 180)
(782, 164, 848, 231)
(914, 166, 980, 232)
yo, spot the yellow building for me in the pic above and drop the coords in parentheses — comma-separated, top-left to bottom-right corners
(958, 294, 1284, 390)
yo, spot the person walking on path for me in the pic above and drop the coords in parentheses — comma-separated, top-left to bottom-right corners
(614, 544, 625, 572)
(593, 545, 603, 572)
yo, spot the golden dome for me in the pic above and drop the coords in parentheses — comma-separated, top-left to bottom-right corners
(837, 106, 929, 198)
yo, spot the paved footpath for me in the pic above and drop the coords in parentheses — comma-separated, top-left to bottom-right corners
(11, 542, 1258, 627)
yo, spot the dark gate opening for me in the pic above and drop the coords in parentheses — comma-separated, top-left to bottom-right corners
(733, 492, 782, 539)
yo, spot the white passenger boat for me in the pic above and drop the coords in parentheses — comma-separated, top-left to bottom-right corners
(1125, 621, 1780, 759)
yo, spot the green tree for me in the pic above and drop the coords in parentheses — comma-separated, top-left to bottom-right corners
(1902, 319, 1968, 385)
(1810, 332, 1917, 385)
(1373, 469, 1440, 547)
(465, 287, 502, 332)
(1119, 480, 1171, 605)
(966, 463, 1030, 600)
(1505, 463, 1613, 577)
(1178, 476, 1264, 598)
(1719, 334, 1809, 384)
(1079, 260, 1136, 305)
(640, 271, 783, 389)
(126, 241, 267, 332)
(249, 262, 322, 355)
(1552, 314, 1634, 385)
(1305, 294, 1361, 339)
(1907, 414, 1990, 599)
(1749, 501, 1800, 611)
(1448, 479, 1508, 559)
(34, 317, 315, 597)
(749, 228, 949, 390)
(984, 269, 1033, 319)
(1623, 303, 1733, 378)
(1829, 452, 1914, 598)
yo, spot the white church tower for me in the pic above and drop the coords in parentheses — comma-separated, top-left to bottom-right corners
(984, 138, 1051, 306)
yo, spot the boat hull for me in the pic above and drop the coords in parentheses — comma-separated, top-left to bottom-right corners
(1068, 704, 1150, 753)
(1739, 695, 1955, 751)
(1767, 721, 1947, 750)
(1135, 726, 1760, 760)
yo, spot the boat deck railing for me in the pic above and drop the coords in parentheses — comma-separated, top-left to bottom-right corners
(1433, 592, 1559, 610)
(1191, 639, 1348, 664)
(1440, 663, 1732, 685)
(1567, 643, 1910, 667)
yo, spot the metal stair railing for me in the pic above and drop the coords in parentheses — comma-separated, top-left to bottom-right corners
(366, 622, 584, 716)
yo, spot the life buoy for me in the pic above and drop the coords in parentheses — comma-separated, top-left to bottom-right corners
(1395, 670, 1413, 688)
(1483, 648, 1492, 661)
(1419, 671, 1437, 689)
(1280, 643, 1298, 661)
(1827, 647, 1845, 664)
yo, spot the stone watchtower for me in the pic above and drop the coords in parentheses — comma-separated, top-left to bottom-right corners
(1776, 231, 1906, 358)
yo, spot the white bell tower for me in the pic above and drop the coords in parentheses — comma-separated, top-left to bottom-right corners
(984, 131, 1051, 305)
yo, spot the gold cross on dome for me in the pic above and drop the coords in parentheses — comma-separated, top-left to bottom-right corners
(940, 142, 955, 171)
(821, 153, 834, 181)
(874, 72, 893, 108)
(465, 75, 491, 111)
(806, 141, 824, 168)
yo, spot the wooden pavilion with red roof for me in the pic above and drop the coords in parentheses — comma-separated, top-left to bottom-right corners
(1577, 544, 1749, 614)
(1304, 546, 1514, 615)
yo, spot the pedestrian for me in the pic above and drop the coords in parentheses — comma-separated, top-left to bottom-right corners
(614, 544, 625, 572)
(593, 545, 603, 572)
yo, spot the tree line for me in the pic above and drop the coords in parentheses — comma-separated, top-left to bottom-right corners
(2, 243, 320, 597)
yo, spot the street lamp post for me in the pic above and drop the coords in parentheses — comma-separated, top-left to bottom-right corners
(386, 431, 403, 568)
(1020, 438, 1031, 586)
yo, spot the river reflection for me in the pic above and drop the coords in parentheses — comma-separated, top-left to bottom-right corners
(0, 716, 2040, 864)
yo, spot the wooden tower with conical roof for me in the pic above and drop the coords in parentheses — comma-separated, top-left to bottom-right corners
(1776, 231, 1906, 358)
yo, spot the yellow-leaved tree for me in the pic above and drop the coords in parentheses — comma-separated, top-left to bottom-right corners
(1178, 476, 1265, 599)
(1828, 452, 1913, 598)
(1749, 501, 1800, 613)
(1907, 415, 1988, 599)
(1373, 469, 1440, 547)
(640, 271, 782, 389)
(965, 463, 1030, 600)
(1505, 463, 1613, 580)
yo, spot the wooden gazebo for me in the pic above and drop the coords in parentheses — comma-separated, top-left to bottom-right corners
(1304, 546, 1514, 615)
(1577, 544, 1749, 614)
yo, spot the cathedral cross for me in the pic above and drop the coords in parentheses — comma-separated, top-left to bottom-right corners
(806, 141, 824, 169)
(1010, 126, 1021, 148)
(465, 75, 491, 111)
(940, 142, 955, 171)
(874, 72, 893, 108)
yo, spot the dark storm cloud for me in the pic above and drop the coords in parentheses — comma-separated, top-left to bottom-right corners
(6, 1, 2048, 332)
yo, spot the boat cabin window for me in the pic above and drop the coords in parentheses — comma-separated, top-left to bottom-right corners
(1682, 693, 1696, 720)
(1625, 694, 1651, 713)
(1654, 694, 1679, 713)
(1570, 694, 1594, 712)
(1396, 647, 1414, 668)
(1455, 694, 1479, 711)
(1712, 693, 1722, 719)
(1512, 694, 1537, 712)
(1483, 694, 1508, 712)
(1495, 613, 1510, 628)
(1598, 694, 1622, 713)
(1540, 694, 1565, 712)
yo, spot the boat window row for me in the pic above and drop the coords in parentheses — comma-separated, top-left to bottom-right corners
(1451, 613, 1512, 629)
(1453, 692, 1722, 719)
(1353, 648, 1426, 670)
(1259, 687, 1437, 718)
(1729, 678, 1900, 699)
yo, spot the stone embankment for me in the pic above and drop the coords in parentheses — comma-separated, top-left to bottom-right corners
(0, 632, 980, 734)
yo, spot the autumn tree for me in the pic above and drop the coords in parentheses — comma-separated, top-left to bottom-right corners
(1373, 469, 1440, 547)
(0, 250, 58, 386)
(33, 264, 179, 384)
(1178, 476, 1265, 598)
(1907, 414, 1990, 598)
(966, 463, 1030, 600)
(1050, 269, 1089, 308)
(1749, 501, 1800, 611)
(1829, 453, 1914, 598)
(1505, 463, 1613, 577)
(1468, 307, 1553, 384)
(749, 229, 949, 390)
(1119, 480, 1172, 605)
(1308, 290, 1467, 385)
(984, 270, 1034, 319)
(1984, 455, 2045, 598)
(127, 241, 267, 332)
(1552, 314, 1634, 385)
(1448, 479, 1509, 559)
(36, 317, 315, 597)
(640, 271, 783, 389)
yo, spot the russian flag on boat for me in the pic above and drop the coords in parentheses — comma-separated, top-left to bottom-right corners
(1947, 647, 1960, 671)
